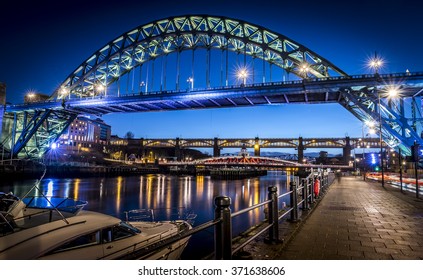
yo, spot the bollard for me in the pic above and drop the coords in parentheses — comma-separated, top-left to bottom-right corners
(214, 196, 232, 260)
(268, 186, 279, 242)
(289, 181, 299, 222)
(301, 178, 309, 210)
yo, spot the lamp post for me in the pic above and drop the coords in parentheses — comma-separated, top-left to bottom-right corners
(361, 124, 367, 180)
(300, 63, 310, 79)
(95, 83, 105, 96)
(369, 52, 385, 188)
(378, 90, 385, 188)
(237, 68, 248, 86)
(187, 77, 194, 90)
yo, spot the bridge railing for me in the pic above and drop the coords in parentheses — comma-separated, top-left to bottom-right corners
(129, 169, 335, 259)
(5, 71, 423, 111)
(109, 71, 423, 98)
(214, 168, 334, 259)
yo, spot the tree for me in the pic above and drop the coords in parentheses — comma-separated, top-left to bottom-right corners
(124, 131, 134, 139)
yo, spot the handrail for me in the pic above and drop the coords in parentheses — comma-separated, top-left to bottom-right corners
(231, 199, 271, 218)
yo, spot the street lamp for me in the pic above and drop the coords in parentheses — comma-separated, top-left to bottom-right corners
(140, 81, 146, 94)
(237, 68, 248, 86)
(95, 83, 105, 95)
(300, 63, 310, 79)
(369, 53, 385, 187)
(187, 77, 194, 90)
(360, 120, 376, 179)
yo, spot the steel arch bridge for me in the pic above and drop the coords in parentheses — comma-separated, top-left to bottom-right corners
(1, 15, 423, 159)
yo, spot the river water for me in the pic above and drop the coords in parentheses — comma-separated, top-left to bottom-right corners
(0, 171, 291, 259)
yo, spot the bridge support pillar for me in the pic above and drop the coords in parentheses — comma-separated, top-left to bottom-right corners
(213, 137, 220, 157)
(297, 137, 305, 163)
(0, 82, 5, 140)
(140, 138, 145, 160)
(175, 137, 181, 161)
(343, 136, 352, 166)
(254, 137, 260, 156)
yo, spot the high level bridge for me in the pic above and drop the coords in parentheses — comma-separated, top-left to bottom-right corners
(117, 136, 384, 164)
(1, 15, 422, 159)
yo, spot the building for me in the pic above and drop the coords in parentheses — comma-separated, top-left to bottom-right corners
(24, 92, 50, 103)
(0, 82, 6, 138)
(57, 116, 111, 152)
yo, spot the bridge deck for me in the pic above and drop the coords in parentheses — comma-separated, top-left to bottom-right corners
(6, 72, 423, 115)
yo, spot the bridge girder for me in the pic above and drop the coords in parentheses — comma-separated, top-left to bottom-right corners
(2, 110, 76, 159)
(339, 78, 423, 155)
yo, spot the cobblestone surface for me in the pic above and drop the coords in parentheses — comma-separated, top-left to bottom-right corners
(239, 176, 423, 260)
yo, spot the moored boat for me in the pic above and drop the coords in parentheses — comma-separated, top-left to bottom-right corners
(0, 192, 192, 260)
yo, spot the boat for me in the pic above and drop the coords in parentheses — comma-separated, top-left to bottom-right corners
(0, 192, 192, 260)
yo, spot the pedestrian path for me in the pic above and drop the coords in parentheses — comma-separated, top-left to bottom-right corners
(275, 176, 423, 260)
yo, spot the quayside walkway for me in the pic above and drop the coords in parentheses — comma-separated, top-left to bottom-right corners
(245, 176, 423, 260)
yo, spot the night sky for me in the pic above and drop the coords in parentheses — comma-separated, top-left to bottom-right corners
(2, 0, 423, 144)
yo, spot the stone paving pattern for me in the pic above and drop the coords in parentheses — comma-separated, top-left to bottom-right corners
(241, 176, 423, 260)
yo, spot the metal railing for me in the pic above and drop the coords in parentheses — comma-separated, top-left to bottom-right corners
(132, 169, 334, 259)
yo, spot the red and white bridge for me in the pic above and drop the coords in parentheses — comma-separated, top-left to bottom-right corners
(161, 156, 351, 169)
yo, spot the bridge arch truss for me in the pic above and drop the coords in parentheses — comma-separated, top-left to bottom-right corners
(53, 15, 347, 100)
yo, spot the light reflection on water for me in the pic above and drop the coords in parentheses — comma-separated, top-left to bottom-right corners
(0, 171, 290, 259)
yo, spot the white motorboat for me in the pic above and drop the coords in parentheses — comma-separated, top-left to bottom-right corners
(0, 192, 192, 260)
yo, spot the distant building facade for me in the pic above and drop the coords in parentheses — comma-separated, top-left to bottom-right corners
(58, 116, 111, 151)
(0, 82, 6, 138)
(24, 92, 50, 103)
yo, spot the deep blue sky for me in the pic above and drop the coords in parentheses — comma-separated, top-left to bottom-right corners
(2, 0, 423, 141)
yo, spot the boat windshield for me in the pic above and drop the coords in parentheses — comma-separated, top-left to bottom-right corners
(23, 197, 87, 214)
(119, 221, 141, 234)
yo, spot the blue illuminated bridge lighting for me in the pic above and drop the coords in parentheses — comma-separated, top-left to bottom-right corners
(2, 15, 423, 159)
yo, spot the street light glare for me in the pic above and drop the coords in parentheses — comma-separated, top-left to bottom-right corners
(236, 67, 249, 84)
(365, 120, 375, 128)
(369, 59, 383, 69)
(237, 68, 248, 78)
(386, 85, 400, 98)
(95, 84, 105, 93)
(300, 63, 310, 73)
(368, 53, 384, 73)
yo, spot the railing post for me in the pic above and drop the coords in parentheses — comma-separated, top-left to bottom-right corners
(301, 178, 309, 210)
(268, 186, 279, 242)
(309, 177, 315, 204)
(214, 196, 232, 260)
(289, 180, 299, 222)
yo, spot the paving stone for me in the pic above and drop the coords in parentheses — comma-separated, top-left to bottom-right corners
(361, 240, 386, 248)
(370, 237, 395, 244)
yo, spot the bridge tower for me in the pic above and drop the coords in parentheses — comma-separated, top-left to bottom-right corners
(297, 137, 305, 163)
(0, 82, 5, 140)
(254, 137, 260, 156)
(343, 136, 352, 166)
(213, 137, 220, 157)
